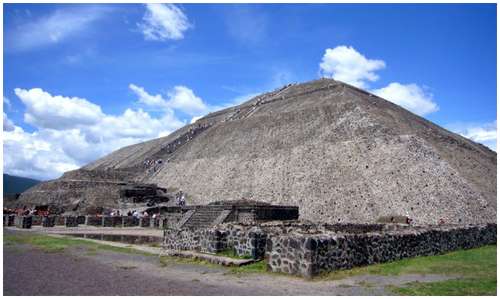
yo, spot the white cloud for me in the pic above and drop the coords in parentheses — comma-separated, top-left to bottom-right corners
(372, 82, 439, 116)
(138, 4, 191, 41)
(14, 88, 104, 130)
(6, 6, 109, 51)
(129, 84, 168, 108)
(4, 96, 12, 109)
(129, 84, 207, 116)
(6, 87, 187, 180)
(447, 121, 497, 151)
(3, 113, 15, 132)
(318, 46, 439, 117)
(319, 46, 386, 88)
(167, 86, 207, 115)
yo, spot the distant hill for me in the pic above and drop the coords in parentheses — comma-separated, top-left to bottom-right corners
(3, 174, 40, 196)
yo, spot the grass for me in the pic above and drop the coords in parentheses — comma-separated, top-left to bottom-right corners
(316, 245, 496, 296)
(214, 248, 253, 260)
(159, 255, 219, 268)
(4, 233, 155, 256)
(228, 260, 267, 275)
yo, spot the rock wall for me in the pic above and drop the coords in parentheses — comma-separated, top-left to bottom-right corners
(266, 223, 497, 278)
(122, 216, 139, 227)
(140, 217, 151, 227)
(64, 216, 79, 227)
(163, 222, 496, 277)
(103, 216, 123, 227)
(85, 216, 103, 226)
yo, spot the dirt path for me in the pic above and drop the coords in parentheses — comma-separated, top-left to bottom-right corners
(3, 230, 454, 296)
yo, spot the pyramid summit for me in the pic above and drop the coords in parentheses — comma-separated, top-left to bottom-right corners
(17, 78, 496, 225)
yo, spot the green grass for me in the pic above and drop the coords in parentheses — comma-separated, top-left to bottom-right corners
(159, 255, 219, 268)
(317, 245, 496, 296)
(228, 260, 267, 275)
(4, 233, 155, 256)
(214, 248, 253, 260)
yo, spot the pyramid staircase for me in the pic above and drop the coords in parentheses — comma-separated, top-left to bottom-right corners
(178, 206, 232, 229)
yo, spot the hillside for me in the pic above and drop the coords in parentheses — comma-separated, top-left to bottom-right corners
(3, 174, 40, 196)
(17, 79, 497, 224)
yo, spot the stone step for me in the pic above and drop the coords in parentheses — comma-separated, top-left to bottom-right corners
(162, 250, 257, 267)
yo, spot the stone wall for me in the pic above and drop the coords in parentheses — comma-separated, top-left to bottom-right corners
(140, 217, 151, 227)
(163, 222, 496, 277)
(103, 216, 123, 227)
(266, 223, 497, 278)
(164, 224, 272, 259)
(86, 216, 103, 226)
(164, 228, 203, 251)
(122, 216, 139, 227)
(55, 216, 66, 226)
(77, 216, 86, 224)
(65, 216, 79, 227)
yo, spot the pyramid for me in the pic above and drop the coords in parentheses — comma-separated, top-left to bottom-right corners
(18, 79, 497, 224)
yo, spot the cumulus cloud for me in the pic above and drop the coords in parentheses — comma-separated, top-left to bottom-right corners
(447, 121, 497, 151)
(4, 96, 12, 109)
(129, 84, 207, 116)
(167, 86, 207, 115)
(319, 45, 440, 117)
(319, 46, 386, 88)
(14, 88, 104, 130)
(138, 4, 191, 41)
(5, 87, 187, 180)
(372, 82, 439, 116)
(5, 6, 109, 51)
(129, 84, 168, 108)
(3, 113, 15, 132)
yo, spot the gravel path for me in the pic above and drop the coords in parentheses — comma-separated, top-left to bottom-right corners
(3, 230, 455, 296)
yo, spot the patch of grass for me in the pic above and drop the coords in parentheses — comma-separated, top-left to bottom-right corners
(228, 260, 267, 275)
(317, 245, 496, 281)
(159, 255, 220, 268)
(317, 245, 496, 296)
(4, 233, 155, 256)
(390, 277, 497, 296)
(215, 248, 252, 260)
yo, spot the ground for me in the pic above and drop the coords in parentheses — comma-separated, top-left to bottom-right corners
(3, 228, 497, 296)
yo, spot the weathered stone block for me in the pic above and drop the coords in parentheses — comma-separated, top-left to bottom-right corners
(65, 216, 78, 227)
(85, 216, 103, 226)
(103, 216, 123, 227)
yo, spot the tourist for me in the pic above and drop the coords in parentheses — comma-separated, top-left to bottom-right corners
(143, 211, 149, 217)
(132, 210, 139, 218)
(127, 211, 132, 216)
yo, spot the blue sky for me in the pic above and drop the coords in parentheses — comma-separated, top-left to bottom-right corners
(3, 3, 497, 180)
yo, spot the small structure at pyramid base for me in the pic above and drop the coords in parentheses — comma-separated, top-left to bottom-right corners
(162, 204, 497, 278)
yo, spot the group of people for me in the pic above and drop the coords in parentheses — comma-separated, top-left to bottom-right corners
(143, 159, 164, 173)
(109, 209, 160, 219)
(175, 190, 186, 206)
(14, 206, 49, 217)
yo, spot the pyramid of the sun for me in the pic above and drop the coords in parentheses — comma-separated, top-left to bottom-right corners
(18, 78, 497, 225)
